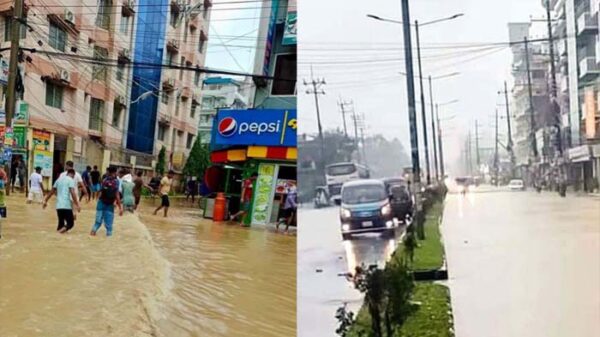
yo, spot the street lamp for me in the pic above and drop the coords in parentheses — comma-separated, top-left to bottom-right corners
(367, 12, 463, 185)
(435, 100, 459, 179)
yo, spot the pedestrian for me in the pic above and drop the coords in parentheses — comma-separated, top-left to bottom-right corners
(230, 173, 257, 225)
(121, 169, 136, 213)
(132, 171, 152, 211)
(277, 182, 297, 233)
(59, 161, 88, 201)
(81, 166, 92, 202)
(10, 159, 19, 193)
(90, 166, 123, 237)
(153, 170, 174, 217)
(27, 166, 45, 204)
(90, 165, 101, 200)
(186, 177, 198, 204)
(149, 172, 161, 199)
(18, 158, 27, 193)
(0, 167, 7, 238)
(42, 169, 81, 234)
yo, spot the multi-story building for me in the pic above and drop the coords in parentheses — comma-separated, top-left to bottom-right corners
(127, 0, 211, 174)
(0, 0, 137, 187)
(508, 22, 550, 174)
(547, 0, 600, 191)
(198, 76, 249, 144)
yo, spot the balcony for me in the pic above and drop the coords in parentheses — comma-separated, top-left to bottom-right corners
(577, 12, 598, 36)
(166, 39, 180, 53)
(579, 57, 600, 80)
(122, 0, 135, 17)
(557, 39, 567, 56)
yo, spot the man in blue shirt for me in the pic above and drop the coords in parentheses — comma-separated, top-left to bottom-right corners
(43, 169, 81, 234)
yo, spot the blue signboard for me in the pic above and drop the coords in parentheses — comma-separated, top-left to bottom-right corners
(213, 109, 297, 147)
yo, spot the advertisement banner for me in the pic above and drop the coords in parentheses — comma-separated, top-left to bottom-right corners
(251, 163, 278, 225)
(33, 129, 52, 151)
(214, 109, 297, 147)
(585, 87, 596, 139)
(13, 126, 26, 148)
(15, 101, 29, 125)
(282, 0, 297, 45)
(262, 0, 279, 75)
(33, 150, 53, 177)
(0, 60, 8, 85)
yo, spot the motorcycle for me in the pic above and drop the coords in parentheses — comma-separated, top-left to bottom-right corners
(313, 186, 330, 208)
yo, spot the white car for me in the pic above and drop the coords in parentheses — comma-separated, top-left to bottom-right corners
(508, 179, 525, 191)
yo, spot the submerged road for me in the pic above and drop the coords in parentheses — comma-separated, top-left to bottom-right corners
(443, 188, 600, 337)
(298, 206, 403, 337)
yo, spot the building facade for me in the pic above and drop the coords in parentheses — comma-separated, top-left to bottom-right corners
(198, 77, 249, 144)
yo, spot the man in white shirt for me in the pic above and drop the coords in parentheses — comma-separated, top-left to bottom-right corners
(27, 166, 45, 204)
(59, 161, 88, 201)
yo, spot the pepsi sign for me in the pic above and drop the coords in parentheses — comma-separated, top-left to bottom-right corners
(213, 109, 297, 147)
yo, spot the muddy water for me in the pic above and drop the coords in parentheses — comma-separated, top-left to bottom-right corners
(0, 196, 296, 337)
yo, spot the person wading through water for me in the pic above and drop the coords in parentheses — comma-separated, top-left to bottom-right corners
(43, 169, 81, 234)
(90, 166, 123, 237)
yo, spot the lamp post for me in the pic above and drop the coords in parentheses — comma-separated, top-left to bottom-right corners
(367, 12, 463, 185)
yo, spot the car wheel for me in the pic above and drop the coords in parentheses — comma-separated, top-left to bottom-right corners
(342, 233, 352, 241)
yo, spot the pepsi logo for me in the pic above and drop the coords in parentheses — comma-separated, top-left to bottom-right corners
(218, 117, 237, 137)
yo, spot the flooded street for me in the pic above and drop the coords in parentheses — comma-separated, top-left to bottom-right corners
(0, 195, 295, 337)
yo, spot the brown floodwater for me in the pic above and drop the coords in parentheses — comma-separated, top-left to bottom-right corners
(0, 195, 296, 337)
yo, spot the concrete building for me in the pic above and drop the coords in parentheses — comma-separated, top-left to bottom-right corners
(127, 0, 212, 174)
(0, 0, 138, 187)
(508, 22, 551, 174)
(198, 77, 249, 144)
(547, 0, 600, 191)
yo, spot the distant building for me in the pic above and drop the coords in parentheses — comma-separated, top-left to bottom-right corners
(198, 77, 248, 143)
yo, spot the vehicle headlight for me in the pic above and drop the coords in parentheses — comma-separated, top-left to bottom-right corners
(342, 224, 350, 231)
(381, 203, 391, 216)
(340, 208, 351, 219)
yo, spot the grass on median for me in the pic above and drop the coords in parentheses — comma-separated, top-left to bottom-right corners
(394, 201, 445, 271)
(347, 283, 454, 337)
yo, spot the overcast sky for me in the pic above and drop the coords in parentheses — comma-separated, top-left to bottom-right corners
(298, 0, 546, 172)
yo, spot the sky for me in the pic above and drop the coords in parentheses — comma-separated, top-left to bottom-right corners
(298, 0, 546, 173)
(204, 0, 263, 74)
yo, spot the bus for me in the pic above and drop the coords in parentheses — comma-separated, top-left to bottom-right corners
(325, 162, 370, 204)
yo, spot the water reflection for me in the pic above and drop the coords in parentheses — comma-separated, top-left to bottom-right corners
(343, 234, 399, 275)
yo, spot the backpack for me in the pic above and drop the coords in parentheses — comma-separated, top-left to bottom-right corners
(100, 176, 119, 205)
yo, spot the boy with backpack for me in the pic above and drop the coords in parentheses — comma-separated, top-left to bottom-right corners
(90, 166, 123, 237)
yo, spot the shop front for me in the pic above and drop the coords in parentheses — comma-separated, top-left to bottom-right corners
(567, 145, 593, 192)
(206, 109, 297, 226)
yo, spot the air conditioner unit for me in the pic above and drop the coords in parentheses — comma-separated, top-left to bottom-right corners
(59, 69, 70, 82)
(121, 48, 130, 59)
(64, 9, 75, 24)
(168, 78, 175, 86)
(169, 39, 179, 48)
(117, 95, 126, 105)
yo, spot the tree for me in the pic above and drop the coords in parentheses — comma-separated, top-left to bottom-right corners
(183, 137, 211, 178)
(156, 146, 166, 175)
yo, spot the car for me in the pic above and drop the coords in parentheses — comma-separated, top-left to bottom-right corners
(339, 179, 396, 240)
(389, 184, 413, 224)
(508, 179, 525, 191)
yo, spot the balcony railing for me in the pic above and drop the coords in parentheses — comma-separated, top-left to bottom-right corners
(579, 57, 600, 80)
(577, 12, 598, 35)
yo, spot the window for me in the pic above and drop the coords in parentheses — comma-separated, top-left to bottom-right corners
(116, 63, 124, 82)
(271, 54, 297, 95)
(183, 22, 189, 42)
(93, 46, 109, 82)
(112, 101, 122, 127)
(120, 15, 130, 34)
(179, 57, 185, 80)
(191, 101, 198, 118)
(45, 82, 63, 109)
(198, 32, 206, 53)
(161, 91, 170, 105)
(170, 12, 178, 27)
(49, 23, 67, 51)
(175, 96, 180, 116)
(167, 51, 174, 66)
(89, 98, 105, 131)
(186, 134, 194, 149)
(158, 125, 167, 141)
(4, 18, 27, 41)
(194, 71, 200, 86)
(96, 0, 111, 29)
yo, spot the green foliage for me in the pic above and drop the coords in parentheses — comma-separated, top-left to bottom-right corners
(183, 137, 211, 179)
(156, 146, 167, 175)
(335, 304, 356, 337)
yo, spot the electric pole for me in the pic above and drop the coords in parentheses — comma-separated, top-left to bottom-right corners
(359, 123, 368, 167)
(430, 79, 438, 181)
(4, 0, 25, 197)
(494, 108, 499, 186)
(475, 120, 481, 172)
(415, 20, 431, 185)
(524, 37, 539, 161)
(351, 110, 361, 164)
(400, 0, 421, 186)
(436, 105, 445, 179)
(338, 98, 351, 138)
(545, 0, 563, 157)
(303, 70, 326, 172)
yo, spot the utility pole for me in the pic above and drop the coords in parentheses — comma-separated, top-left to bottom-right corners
(502, 81, 515, 177)
(400, 0, 421, 186)
(494, 108, 499, 186)
(4, 0, 25, 197)
(545, 0, 563, 157)
(524, 37, 539, 161)
(303, 70, 326, 173)
(360, 124, 368, 167)
(467, 130, 473, 175)
(338, 98, 351, 138)
(475, 120, 481, 172)
(415, 20, 431, 185)
(436, 105, 445, 179)
(430, 79, 438, 181)
(351, 110, 361, 164)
